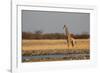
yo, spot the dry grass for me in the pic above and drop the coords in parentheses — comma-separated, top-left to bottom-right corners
(22, 39, 90, 51)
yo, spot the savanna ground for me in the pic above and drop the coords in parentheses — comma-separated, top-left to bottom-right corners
(22, 39, 90, 62)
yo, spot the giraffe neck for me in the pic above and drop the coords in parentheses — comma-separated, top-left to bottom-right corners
(64, 26, 69, 36)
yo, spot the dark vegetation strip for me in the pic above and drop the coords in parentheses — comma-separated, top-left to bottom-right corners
(22, 49, 90, 56)
(22, 32, 90, 39)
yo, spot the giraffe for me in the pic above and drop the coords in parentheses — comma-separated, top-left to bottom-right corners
(63, 25, 75, 47)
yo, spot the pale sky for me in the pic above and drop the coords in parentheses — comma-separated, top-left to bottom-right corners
(22, 10, 90, 34)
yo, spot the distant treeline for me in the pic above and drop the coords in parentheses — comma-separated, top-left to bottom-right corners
(22, 32, 90, 39)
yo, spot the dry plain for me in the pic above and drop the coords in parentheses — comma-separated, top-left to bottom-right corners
(22, 39, 90, 50)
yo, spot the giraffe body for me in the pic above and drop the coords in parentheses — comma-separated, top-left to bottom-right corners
(63, 25, 75, 47)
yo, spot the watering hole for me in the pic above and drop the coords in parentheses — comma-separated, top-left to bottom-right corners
(22, 53, 90, 62)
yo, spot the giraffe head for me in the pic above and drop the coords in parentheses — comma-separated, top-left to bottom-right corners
(63, 25, 68, 29)
(63, 25, 66, 29)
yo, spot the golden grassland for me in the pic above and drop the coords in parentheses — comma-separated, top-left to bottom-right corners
(22, 39, 90, 51)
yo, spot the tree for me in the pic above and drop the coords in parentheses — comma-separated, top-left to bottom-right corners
(34, 30, 43, 39)
(34, 30, 43, 34)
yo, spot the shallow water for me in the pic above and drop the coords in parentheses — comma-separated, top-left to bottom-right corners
(22, 53, 89, 61)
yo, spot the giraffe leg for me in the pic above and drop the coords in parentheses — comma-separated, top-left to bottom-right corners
(72, 40, 75, 47)
(67, 40, 69, 48)
(72, 40, 74, 47)
(71, 38, 75, 47)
